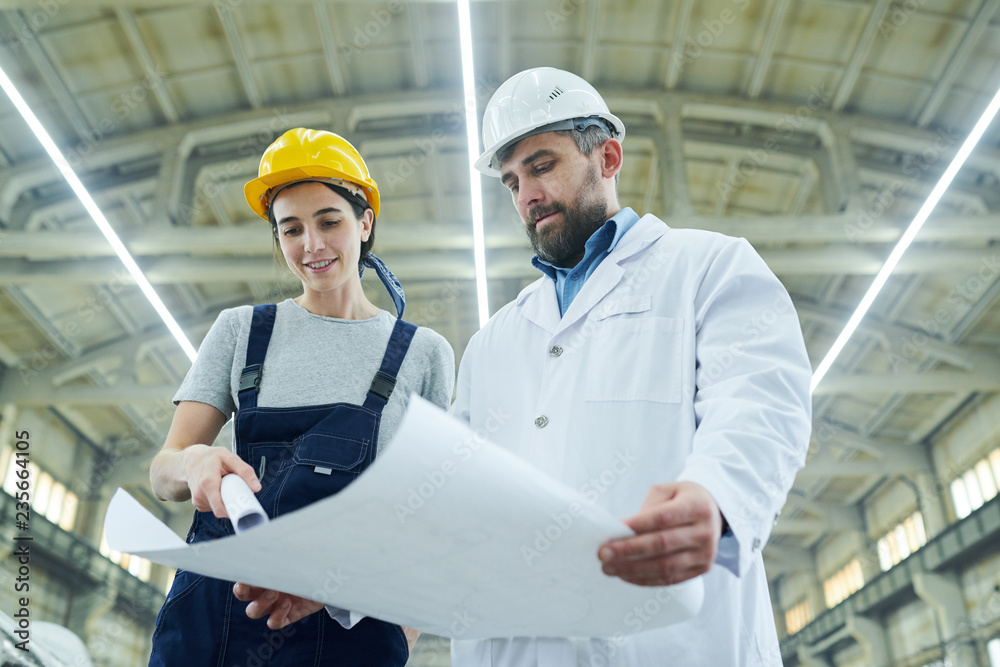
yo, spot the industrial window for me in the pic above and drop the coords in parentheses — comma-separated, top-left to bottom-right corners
(100, 528, 153, 583)
(785, 599, 812, 635)
(823, 558, 864, 608)
(876, 511, 927, 571)
(1, 449, 79, 531)
(950, 447, 1000, 519)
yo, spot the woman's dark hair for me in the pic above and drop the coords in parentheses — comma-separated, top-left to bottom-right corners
(267, 181, 376, 270)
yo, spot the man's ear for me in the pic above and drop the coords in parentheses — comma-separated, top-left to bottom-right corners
(598, 138, 623, 181)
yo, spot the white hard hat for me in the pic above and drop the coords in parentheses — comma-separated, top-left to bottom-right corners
(475, 67, 625, 177)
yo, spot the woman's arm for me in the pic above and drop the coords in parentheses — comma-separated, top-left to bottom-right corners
(150, 400, 260, 517)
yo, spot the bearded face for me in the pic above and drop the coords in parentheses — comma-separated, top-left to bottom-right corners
(524, 162, 608, 267)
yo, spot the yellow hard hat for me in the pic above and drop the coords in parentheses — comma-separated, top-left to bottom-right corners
(244, 128, 380, 220)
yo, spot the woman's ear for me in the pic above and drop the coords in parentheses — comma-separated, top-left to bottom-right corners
(360, 207, 374, 242)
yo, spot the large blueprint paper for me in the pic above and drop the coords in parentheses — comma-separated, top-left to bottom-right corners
(105, 397, 703, 639)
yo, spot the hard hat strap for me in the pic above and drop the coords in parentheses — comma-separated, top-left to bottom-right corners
(359, 253, 406, 318)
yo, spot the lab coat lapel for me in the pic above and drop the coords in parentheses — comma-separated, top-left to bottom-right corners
(553, 215, 669, 336)
(516, 278, 561, 334)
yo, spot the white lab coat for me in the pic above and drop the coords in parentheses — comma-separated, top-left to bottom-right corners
(450, 214, 812, 666)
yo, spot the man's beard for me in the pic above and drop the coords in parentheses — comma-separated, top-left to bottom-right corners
(525, 165, 608, 268)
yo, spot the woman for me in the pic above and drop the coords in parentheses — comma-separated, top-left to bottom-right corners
(147, 128, 454, 666)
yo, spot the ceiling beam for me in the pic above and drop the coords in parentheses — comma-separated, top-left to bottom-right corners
(0, 379, 177, 405)
(664, 0, 695, 89)
(746, 0, 792, 99)
(313, 1, 347, 96)
(795, 301, 1000, 373)
(406, 2, 430, 89)
(782, 494, 864, 531)
(771, 517, 859, 535)
(797, 446, 929, 478)
(0, 0, 474, 4)
(8, 313, 217, 392)
(4, 91, 999, 223)
(581, 0, 600, 82)
(5, 285, 82, 357)
(916, 0, 1000, 127)
(812, 370, 1000, 396)
(114, 8, 180, 124)
(215, 4, 263, 109)
(7, 214, 999, 260)
(497, 0, 511, 79)
(1, 10, 94, 141)
(830, 0, 892, 111)
(3, 244, 1000, 285)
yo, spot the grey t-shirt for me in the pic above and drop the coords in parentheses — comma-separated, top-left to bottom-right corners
(174, 298, 455, 454)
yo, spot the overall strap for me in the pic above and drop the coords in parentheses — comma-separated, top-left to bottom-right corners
(362, 318, 418, 412)
(237, 304, 277, 411)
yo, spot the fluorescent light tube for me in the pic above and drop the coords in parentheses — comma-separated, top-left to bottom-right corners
(0, 63, 197, 362)
(811, 82, 1000, 393)
(457, 0, 490, 328)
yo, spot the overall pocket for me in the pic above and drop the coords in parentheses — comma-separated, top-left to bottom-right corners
(271, 430, 372, 517)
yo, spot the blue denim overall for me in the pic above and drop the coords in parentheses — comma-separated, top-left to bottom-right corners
(149, 298, 416, 667)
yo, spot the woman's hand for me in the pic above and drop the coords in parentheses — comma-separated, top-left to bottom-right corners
(182, 444, 261, 518)
(233, 583, 324, 629)
(150, 401, 259, 512)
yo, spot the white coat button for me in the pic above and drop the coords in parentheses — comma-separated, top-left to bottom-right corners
(752, 537, 762, 551)
(549, 346, 563, 357)
(534, 415, 548, 428)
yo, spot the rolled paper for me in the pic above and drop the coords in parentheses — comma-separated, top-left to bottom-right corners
(220, 474, 268, 534)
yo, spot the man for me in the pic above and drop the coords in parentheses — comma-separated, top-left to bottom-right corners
(449, 67, 812, 665)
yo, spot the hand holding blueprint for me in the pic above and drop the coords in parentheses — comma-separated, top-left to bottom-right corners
(105, 397, 703, 639)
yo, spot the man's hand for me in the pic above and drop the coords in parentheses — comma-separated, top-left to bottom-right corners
(598, 481, 723, 586)
(233, 583, 324, 629)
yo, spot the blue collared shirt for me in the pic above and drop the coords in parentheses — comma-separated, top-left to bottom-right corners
(531, 207, 641, 316)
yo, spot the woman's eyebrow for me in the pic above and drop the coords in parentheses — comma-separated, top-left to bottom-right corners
(313, 207, 343, 217)
(277, 207, 344, 225)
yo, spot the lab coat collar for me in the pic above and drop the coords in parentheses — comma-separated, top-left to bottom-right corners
(515, 214, 669, 335)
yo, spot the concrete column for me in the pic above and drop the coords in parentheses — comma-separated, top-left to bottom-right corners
(796, 646, 832, 666)
(65, 585, 118, 641)
(913, 571, 976, 666)
(845, 614, 890, 666)
(914, 470, 948, 538)
(0, 403, 19, 451)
